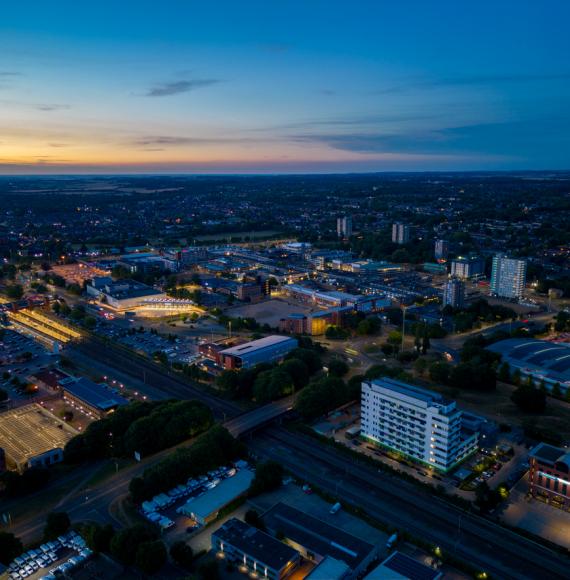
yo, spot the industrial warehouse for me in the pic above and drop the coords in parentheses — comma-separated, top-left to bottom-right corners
(0, 404, 78, 472)
(487, 338, 570, 393)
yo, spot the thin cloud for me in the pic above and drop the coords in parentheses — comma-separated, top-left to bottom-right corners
(133, 135, 255, 147)
(0, 72, 22, 77)
(376, 72, 570, 94)
(35, 103, 71, 112)
(145, 79, 220, 97)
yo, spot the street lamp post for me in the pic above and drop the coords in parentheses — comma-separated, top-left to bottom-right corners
(401, 306, 407, 353)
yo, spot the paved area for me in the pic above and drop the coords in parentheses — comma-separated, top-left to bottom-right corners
(501, 475, 570, 549)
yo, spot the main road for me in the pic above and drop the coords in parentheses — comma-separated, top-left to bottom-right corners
(252, 428, 570, 580)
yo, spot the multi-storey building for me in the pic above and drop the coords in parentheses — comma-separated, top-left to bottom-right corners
(450, 255, 485, 279)
(337, 216, 353, 239)
(434, 239, 449, 261)
(490, 254, 527, 300)
(443, 277, 465, 309)
(391, 222, 411, 244)
(528, 442, 570, 510)
(361, 378, 478, 472)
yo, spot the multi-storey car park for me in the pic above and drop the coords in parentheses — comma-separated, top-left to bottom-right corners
(361, 378, 478, 472)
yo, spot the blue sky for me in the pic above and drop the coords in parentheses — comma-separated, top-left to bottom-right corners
(1, 0, 569, 173)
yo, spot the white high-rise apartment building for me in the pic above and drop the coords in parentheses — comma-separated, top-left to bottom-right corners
(337, 216, 353, 239)
(392, 222, 411, 244)
(434, 239, 449, 261)
(361, 378, 478, 472)
(443, 277, 465, 309)
(490, 254, 527, 300)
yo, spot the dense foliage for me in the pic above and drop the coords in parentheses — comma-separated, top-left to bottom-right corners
(129, 426, 245, 503)
(64, 400, 213, 462)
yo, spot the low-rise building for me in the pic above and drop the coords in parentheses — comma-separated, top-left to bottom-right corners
(86, 278, 167, 310)
(180, 469, 255, 525)
(262, 502, 379, 578)
(365, 551, 442, 580)
(361, 378, 478, 472)
(0, 404, 78, 473)
(62, 377, 129, 418)
(219, 335, 298, 370)
(212, 518, 300, 580)
(528, 442, 570, 510)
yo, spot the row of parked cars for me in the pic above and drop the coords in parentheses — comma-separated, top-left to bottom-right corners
(140, 464, 241, 529)
(6, 530, 91, 580)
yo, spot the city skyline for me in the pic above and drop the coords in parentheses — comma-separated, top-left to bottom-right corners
(1, 1, 570, 174)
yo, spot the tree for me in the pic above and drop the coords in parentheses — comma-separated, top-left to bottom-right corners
(413, 358, 428, 376)
(5, 284, 24, 300)
(0, 531, 23, 566)
(135, 540, 167, 575)
(328, 359, 349, 377)
(0, 387, 8, 402)
(286, 348, 321, 374)
(512, 368, 522, 386)
(512, 384, 546, 413)
(170, 541, 194, 569)
(429, 361, 450, 384)
(248, 461, 284, 496)
(552, 383, 562, 398)
(244, 509, 266, 531)
(82, 523, 115, 553)
(280, 358, 310, 389)
(498, 362, 511, 383)
(43, 512, 70, 541)
(110, 524, 158, 565)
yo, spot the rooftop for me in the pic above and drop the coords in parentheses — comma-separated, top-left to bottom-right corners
(0, 404, 78, 466)
(530, 442, 570, 469)
(182, 469, 254, 519)
(487, 339, 570, 385)
(365, 551, 442, 580)
(220, 335, 296, 357)
(368, 377, 452, 407)
(262, 502, 375, 570)
(213, 518, 298, 572)
(63, 378, 129, 412)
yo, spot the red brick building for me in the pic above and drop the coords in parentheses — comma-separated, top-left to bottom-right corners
(528, 442, 570, 510)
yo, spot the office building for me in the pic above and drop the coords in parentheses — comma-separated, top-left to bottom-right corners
(219, 335, 298, 370)
(443, 277, 465, 309)
(490, 254, 527, 300)
(450, 255, 485, 279)
(528, 442, 570, 510)
(337, 216, 353, 239)
(212, 518, 300, 580)
(434, 239, 449, 261)
(361, 378, 478, 472)
(392, 223, 411, 245)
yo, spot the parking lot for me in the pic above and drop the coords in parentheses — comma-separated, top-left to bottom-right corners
(5, 530, 92, 580)
(501, 475, 570, 549)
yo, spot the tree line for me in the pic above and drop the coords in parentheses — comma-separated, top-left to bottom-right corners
(64, 400, 213, 463)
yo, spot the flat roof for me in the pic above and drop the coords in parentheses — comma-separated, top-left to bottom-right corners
(63, 378, 129, 411)
(262, 502, 375, 570)
(213, 518, 298, 572)
(182, 469, 254, 519)
(220, 335, 296, 357)
(0, 404, 78, 466)
(529, 442, 568, 466)
(306, 556, 351, 580)
(368, 377, 451, 406)
(366, 552, 442, 580)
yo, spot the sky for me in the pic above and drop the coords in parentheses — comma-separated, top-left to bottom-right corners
(1, 0, 570, 174)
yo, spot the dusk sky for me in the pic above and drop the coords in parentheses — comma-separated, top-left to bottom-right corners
(1, 1, 569, 174)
